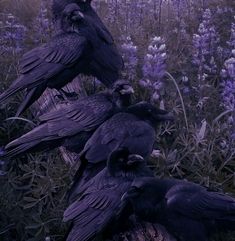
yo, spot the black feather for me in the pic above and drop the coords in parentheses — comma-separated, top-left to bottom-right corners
(68, 102, 172, 202)
(2, 81, 133, 159)
(124, 177, 235, 241)
(64, 149, 154, 241)
(0, 2, 123, 114)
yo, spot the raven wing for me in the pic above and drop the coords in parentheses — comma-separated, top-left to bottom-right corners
(0, 32, 88, 102)
(64, 170, 130, 241)
(166, 183, 235, 220)
(20, 33, 87, 73)
(39, 93, 113, 136)
(90, 41, 124, 87)
(83, 113, 155, 163)
(3, 94, 113, 158)
(85, 13, 114, 44)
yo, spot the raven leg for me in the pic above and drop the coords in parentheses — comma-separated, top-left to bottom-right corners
(58, 89, 78, 101)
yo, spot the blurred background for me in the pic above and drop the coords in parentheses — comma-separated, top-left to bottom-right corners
(0, 0, 234, 240)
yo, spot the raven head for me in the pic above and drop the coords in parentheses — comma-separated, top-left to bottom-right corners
(119, 177, 161, 223)
(111, 80, 134, 108)
(121, 177, 162, 209)
(112, 80, 134, 96)
(53, 0, 114, 44)
(127, 101, 174, 126)
(52, 0, 93, 21)
(122, 177, 169, 203)
(107, 148, 146, 177)
(62, 3, 85, 22)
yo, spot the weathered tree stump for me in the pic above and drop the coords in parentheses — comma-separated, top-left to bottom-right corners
(34, 79, 176, 241)
(112, 221, 176, 241)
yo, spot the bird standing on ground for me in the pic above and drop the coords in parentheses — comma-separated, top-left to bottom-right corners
(122, 177, 235, 241)
(0, 1, 123, 116)
(1, 80, 133, 159)
(64, 148, 154, 241)
(68, 102, 173, 202)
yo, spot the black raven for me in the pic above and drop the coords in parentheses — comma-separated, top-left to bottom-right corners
(1, 80, 133, 159)
(122, 177, 235, 241)
(82, 101, 173, 163)
(64, 148, 153, 241)
(52, 0, 114, 45)
(0, 2, 123, 116)
(68, 102, 173, 201)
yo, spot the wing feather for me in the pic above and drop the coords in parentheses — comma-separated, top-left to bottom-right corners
(166, 183, 235, 220)
(83, 113, 155, 163)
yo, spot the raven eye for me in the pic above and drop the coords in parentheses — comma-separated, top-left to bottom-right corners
(138, 187, 144, 192)
(132, 186, 143, 193)
(119, 158, 124, 162)
(76, 6, 82, 11)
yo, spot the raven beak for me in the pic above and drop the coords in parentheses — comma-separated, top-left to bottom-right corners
(127, 154, 144, 165)
(71, 11, 84, 21)
(120, 86, 135, 95)
(155, 112, 174, 121)
(121, 187, 139, 201)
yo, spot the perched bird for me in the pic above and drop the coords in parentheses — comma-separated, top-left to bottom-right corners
(64, 148, 154, 241)
(68, 102, 173, 201)
(52, 0, 114, 45)
(1, 80, 133, 159)
(122, 177, 235, 241)
(0, 2, 123, 116)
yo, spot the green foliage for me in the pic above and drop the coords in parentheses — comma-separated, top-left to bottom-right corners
(0, 152, 71, 241)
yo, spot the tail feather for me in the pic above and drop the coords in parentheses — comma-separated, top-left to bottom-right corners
(15, 84, 47, 116)
(2, 140, 41, 159)
(66, 221, 99, 241)
(67, 161, 105, 204)
(3, 124, 50, 159)
(2, 121, 66, 159)
(0, 78, 23, 103)
(66, 156, 87, 204)
(5, 125, 48, 149)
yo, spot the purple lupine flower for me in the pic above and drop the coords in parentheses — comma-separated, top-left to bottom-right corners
(221, 54, 235, 139)
(181, 74, 191, 95)
(171, 0, 188, 19)
(140, 36, 167, 103)
(33, 1, 52, 44)
(104, 1, 117, 25)
(227, 20, 235, 49)
(221, 34, 235, 140)
(193, 9, 220, 83)
(128, 1, 140, 26)
(0, 13, 27, 55)
(121, 36, 138, 82)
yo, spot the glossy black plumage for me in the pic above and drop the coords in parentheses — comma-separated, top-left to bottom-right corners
(64, 148, 153, 241)
(82, 102, 173, 163)
(0, 2, 123, 116)
(52, 0, 114, 45)
(68, 102, 173, 201)
(1, 81, 133, 159)
(123, 177, 235, 241)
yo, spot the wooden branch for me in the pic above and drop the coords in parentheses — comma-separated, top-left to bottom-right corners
(34, 79, 176, 241)
(111, 221, 176, 241)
